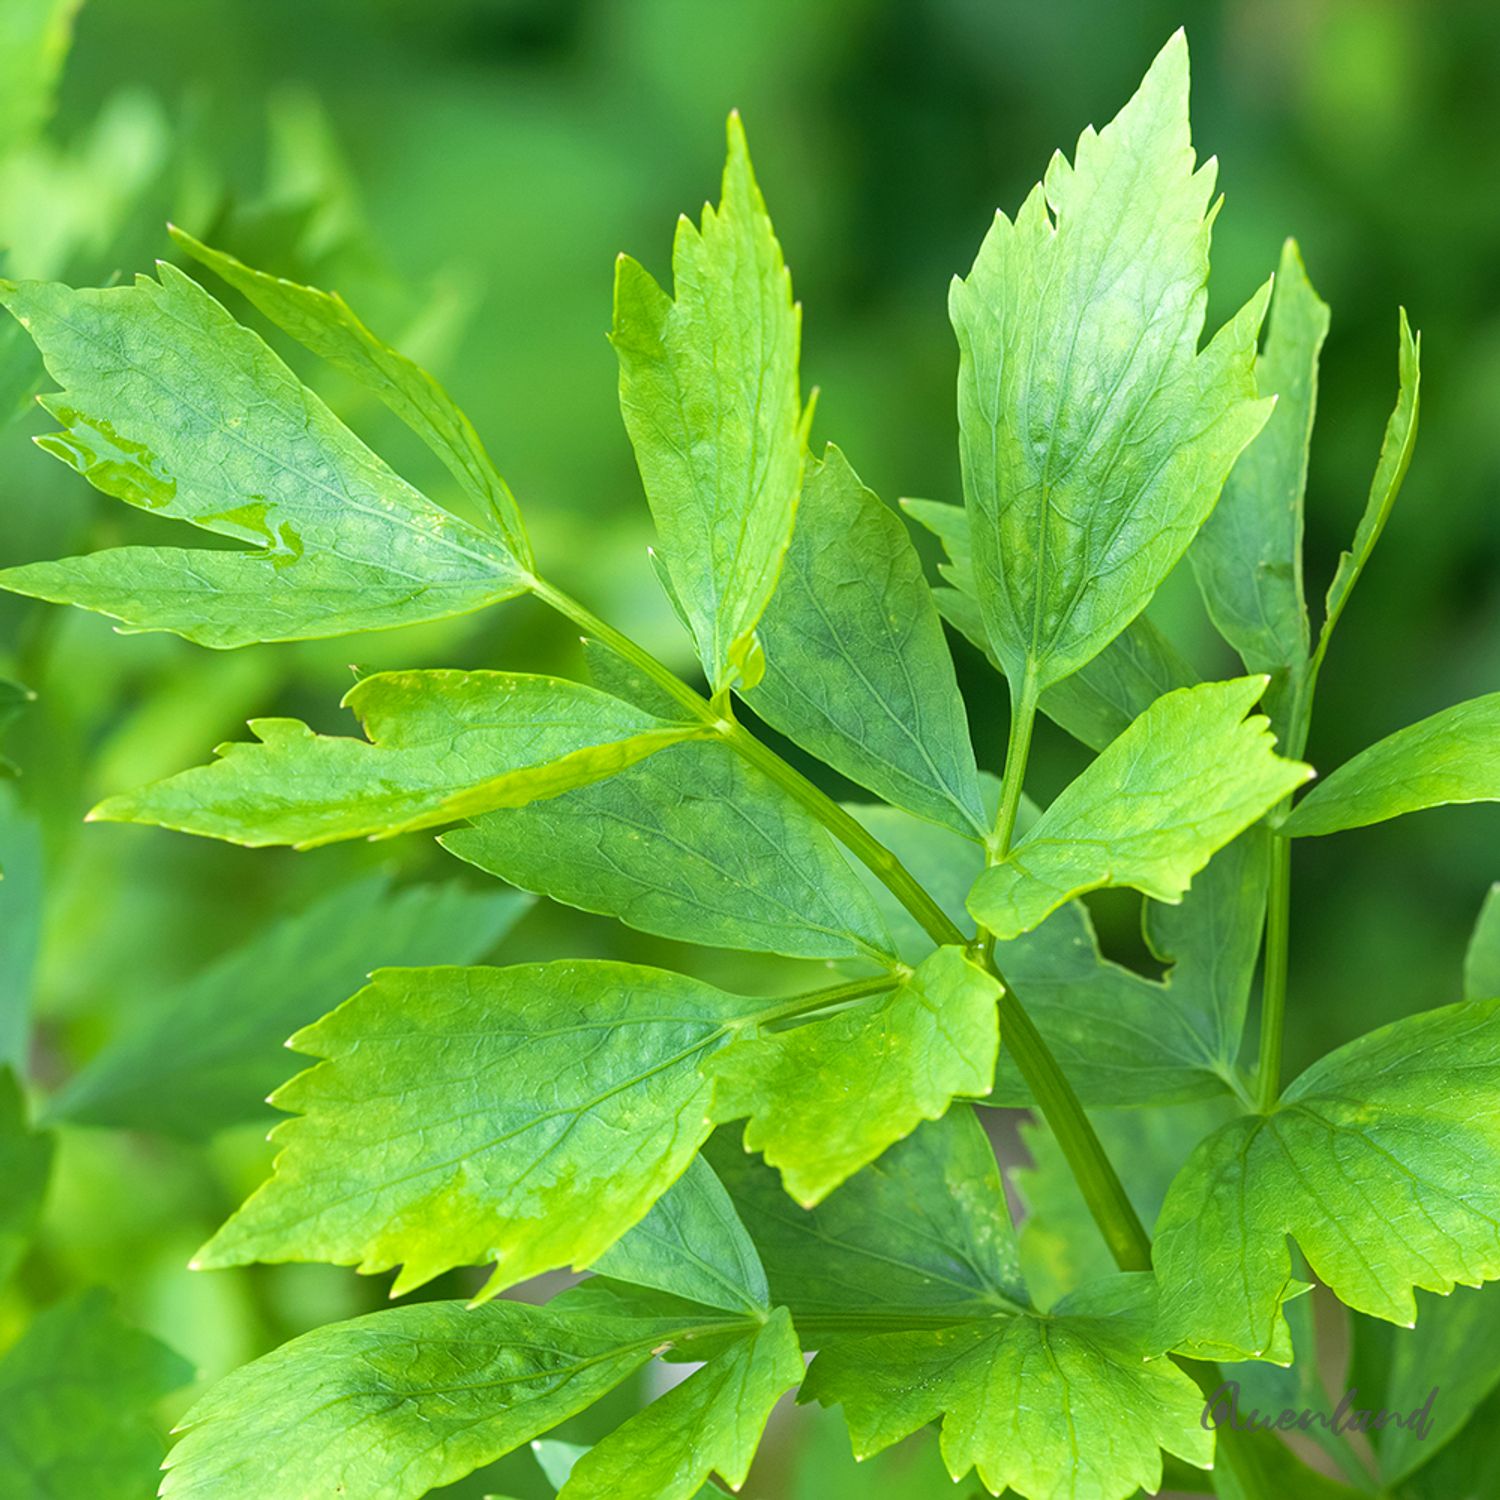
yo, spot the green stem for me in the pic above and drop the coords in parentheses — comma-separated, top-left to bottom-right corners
(750, 974, 902, 1029)
(1256, 833, 1293, 1112)
(991, 670, 1040, 859)
(997, 987, 1152, 1271)
(1256, 668, 1315, 1114)
(533, 579, 964, 950)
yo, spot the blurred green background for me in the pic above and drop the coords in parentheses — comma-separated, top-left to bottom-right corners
(2, 1, 1497, 1494)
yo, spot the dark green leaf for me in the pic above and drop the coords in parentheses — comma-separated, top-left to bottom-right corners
(0, 1066, 51, 1286)
(708, 1107, 1024, 1321)
(0, 786, 42, 1070)
(593, 1156, 770, 1315)
(442, 738, 896, 964)
(749, 445, 986, 837)
(1192, 238, 1328, 733)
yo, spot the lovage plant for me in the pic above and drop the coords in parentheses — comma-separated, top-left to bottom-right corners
(5, 28, 1498, 1500)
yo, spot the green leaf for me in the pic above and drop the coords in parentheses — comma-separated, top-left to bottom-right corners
(1192, 239, 1329, 734)
(0, 0, 77, 148)
(613, 113, 803, 692)
(0, 268, 530, 646)
(850, 795, 1260, 1103)
(903, 497, 1198, 752)
(195, 961, 754, 1298)
(560, 1307, 803, 1500)
(169, 226, 532, 562)
(1282, 693, 1500, 837)
(707, 1107, 1024, 1320)
(710, 947, 999, 1205)
(1465, 884, 1500, 1002)
(0, 1067, 51, 1287)
(0, 1288, 192, 1500)
(91, 670, 700, 848)
(1317, 308, 1421, 654)
(160, 1300, 671, 1500)
(1154, 998, 1500, 1361)
(748, 446, 986, 837)
(49, 875, 527, 1137)
(593, 1156, 770, 1315)
(949, 30, 1271, 696)
(994, 830, 1267, 1106)
(1140, 825, 1270, 1076)
(441, 738, 896, 964)
(969, 677, 1308, 939)
(803, 1274, 1213, 1500)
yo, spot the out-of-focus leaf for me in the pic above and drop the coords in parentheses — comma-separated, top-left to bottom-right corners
(0, 676, 33, 776)
(196, 962, 753, 1299)
(749, 446, 985, 837)
(0, 0, 79, 148)
(160, 1300, 678, 1500)
(708, 1107, 1024, 1319)
(170, 226, 531, 562)
(1192, 239, 1329, 736)
(1371, 1285, 1500, 1483)
(950, 31, 1270, 697)
(0, 1066, 51, 1286)
(560, 1308, 802, 1500)
(50, 875, 527, 1137)
(0, 786, 42, 1070)
(710, 947, 999, 1205)
(803, 1274, 1213, 1500)
(969, 678, 1308, 939)
(91, 670, 700, 847)
(0, 1288, 192, 1500)
(1155, 998, 1500, 1361)
(0, 268, 529, 645)
(1465, 884, 1500, 1002)
(442, 738, 896, 964)
(613, 113, 803, 692)
(1283, 693, 1500, 836)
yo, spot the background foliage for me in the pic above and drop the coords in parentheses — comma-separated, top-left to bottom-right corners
(3, 1, 1497, 1495)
